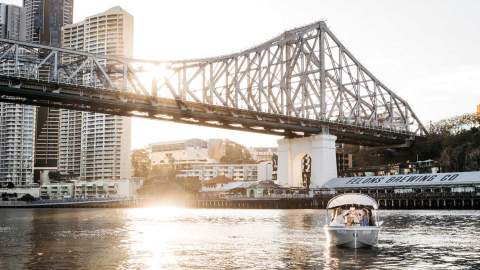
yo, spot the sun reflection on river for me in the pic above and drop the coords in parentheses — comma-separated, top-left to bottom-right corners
(123, 206, 193, 269)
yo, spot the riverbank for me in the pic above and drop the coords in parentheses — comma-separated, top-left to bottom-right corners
(0, 198, 138, 208)
(2, 193, 480, 209)
(195, 194, 480, 210)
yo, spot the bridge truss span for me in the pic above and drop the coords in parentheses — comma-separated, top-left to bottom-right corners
(0, 21, 426, 146)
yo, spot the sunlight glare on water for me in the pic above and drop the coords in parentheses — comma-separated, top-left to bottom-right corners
(123, 206, 194, 269)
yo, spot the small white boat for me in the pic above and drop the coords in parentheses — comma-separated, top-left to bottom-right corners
(324, 193, 382, 248)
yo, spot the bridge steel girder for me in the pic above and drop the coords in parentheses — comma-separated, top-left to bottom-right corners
(0, 21, 427, 146)
(0, 76, 412, 146)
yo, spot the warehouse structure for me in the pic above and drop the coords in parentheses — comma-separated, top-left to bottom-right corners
(320, 172, 480, 209)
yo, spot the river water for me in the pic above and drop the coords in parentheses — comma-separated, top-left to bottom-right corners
(0, 208, 479, 269)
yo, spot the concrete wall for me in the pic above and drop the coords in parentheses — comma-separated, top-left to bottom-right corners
(277, 134, 337, 188)
(257, 161, 273, 181)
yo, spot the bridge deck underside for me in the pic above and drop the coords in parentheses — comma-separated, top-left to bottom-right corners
(0, 76, 414, 146)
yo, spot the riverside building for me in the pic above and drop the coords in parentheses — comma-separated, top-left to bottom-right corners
(0, 3, 35, 187)
(148, 139, 212, 167)
(40, 179, 137, 200)
(0, 103, 35, 187)
(59, 6, 133, 181)
(23, 0, 74, 46)
(177, 163, 261, 182)
(148, 139, 274, 182)
(23, 0, 74, 182)
(0, 4, 25, 40)
(249, 147, 277, 162)
(321, 172, 480, 209)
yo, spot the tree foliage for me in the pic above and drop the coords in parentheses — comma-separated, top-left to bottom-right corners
(401, 126, 480, 172)
(48, 171, 62, 181)
(137, 165, 201, 199)
(431, 127, 480, 172)
(131, 149, 151, 178)
(351, 114, 480, 173)
(19, 194, 35, 202)
(219, 141, 254, 164)
(429, 113, 480, 135)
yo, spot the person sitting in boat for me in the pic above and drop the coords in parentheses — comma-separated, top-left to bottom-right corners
(329, 208, 344, 225)
(360, 209, 370, 226)
(333, 210, 345, 225)
(339, 209, 348, 225)
(367, 208, 375, 226)
(344, 207, 356, 226)
(353, 209, 363, 224)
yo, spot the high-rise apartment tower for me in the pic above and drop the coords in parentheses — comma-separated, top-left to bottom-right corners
(60, 6, 132, 181)
(23, 0, 74, 182)
(0, 4, 35, 187)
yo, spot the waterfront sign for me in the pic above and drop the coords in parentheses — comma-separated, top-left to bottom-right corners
(323, 172, 479, 189)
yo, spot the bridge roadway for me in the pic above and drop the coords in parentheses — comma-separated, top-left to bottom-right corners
(0, 75, 414, 146)
(0, 21, 427, 146)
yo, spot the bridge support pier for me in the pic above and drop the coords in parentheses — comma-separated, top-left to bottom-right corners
(277, 134, 337, 188)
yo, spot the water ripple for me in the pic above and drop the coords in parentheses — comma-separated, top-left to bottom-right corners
(0, 209, 479, 269)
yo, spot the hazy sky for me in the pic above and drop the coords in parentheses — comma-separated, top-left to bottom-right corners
(4, 0, 480, 149)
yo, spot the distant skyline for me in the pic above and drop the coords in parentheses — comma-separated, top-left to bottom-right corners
(3, 0, 480, 149)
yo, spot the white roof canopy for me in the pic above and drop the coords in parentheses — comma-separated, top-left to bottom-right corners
(326, 194, 379, 209)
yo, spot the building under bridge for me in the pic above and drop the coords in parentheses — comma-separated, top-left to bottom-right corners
(320, 172, 480, 209)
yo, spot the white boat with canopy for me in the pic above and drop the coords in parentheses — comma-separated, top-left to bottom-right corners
(324, 193, 382, 248)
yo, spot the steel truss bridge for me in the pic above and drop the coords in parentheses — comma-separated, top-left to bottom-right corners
(0, 21, 426, 146)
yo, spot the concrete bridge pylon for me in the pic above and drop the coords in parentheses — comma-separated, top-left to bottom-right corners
(277, 134, 337, 188)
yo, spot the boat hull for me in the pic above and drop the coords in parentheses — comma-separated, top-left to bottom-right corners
(325, 226, 380, 248)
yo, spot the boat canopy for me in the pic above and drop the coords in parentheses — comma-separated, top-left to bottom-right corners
(326, 194, 379, 209)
